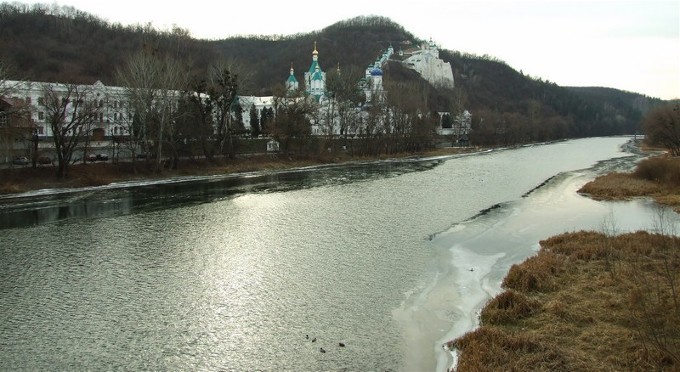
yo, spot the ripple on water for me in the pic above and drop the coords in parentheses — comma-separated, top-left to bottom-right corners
(0, 137, 647, 370)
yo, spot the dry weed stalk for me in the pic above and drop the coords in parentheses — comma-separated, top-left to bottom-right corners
(449, 230, 680, 371)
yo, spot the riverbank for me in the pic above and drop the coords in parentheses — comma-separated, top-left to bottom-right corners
(0, 147, 477, 195)
(446, 152, 680, 371)
(579, 155, 680, 212)
(0, 137, 650, 371)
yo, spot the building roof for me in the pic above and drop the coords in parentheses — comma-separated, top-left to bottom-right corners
(308, 60, 321, 74)
(311, 69, 324, 81)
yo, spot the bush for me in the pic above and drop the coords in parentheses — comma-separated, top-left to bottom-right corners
(643, 103, 680, 156)
(634, 156, 680, 186)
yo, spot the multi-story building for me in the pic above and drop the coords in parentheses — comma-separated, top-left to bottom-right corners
(0, 80, 131, 140)
(0, 42, 467, 162)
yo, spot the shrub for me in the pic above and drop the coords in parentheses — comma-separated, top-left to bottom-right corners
(634, 156, 680, 186)
(480, 290, 540, 325)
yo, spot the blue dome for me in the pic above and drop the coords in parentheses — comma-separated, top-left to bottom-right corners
(371, 67, 383, 76)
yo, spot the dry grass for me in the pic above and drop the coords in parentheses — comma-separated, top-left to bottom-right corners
(579, 172, 661, 200)
(502, 250, 568, 292)
(453, 153, 680, 370)
(480, 290, 541, 325)
(579, 156, 680, 212)
(449, 231, 680, 371)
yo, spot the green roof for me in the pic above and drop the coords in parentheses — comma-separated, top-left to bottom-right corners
(308, 60, 321, 74)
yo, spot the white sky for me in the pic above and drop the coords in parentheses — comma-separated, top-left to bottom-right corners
(14, 0, 680, 100)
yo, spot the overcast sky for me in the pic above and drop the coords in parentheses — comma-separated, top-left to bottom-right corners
(13, 0, 680, 100)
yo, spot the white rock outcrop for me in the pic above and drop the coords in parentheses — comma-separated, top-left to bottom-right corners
(401, 40, 454, 89)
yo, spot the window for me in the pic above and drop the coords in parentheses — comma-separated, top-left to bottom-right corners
(0, 112, 7, 127)
(38, 97, 44, 106)
(25, 97, 31, 104)
(37, 126, 44, 135)
(99, 100, 104, 108)
(38, 112, 44, 120)
(100, 113, 104, 122)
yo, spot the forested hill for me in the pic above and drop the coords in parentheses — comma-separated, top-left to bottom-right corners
(0, 2, 665, 141)
(0, 3, 417, 94)
(440, 51, 664, 141)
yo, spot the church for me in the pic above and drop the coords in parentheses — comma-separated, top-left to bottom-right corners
(286, 42, 388, 105)
(285, 42, 328, 102)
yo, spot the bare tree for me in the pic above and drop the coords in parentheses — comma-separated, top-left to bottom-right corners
(116, 50, 188, 171)
(208, 67, 238, 159)
(184, 79, 216, 161)
(644, 103, 680, 156)
(326, 65, 364, 152)
(115, 50, 159, 170)
(0, 59, 18, 97)
(210, 59, 253, 95)
(41, 83, 99, 178)
(0, 60, 33, 164)
(153, 56, 186, 170)
(270, 87, 317, 155)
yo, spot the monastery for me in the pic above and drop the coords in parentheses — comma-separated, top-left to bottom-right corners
(0, 42, 468, 162)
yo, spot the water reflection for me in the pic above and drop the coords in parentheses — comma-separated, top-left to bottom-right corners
(0, 159, 443, 229)
(0, 138, 653, 371)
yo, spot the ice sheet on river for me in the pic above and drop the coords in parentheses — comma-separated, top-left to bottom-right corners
(402, 165, 680, 372)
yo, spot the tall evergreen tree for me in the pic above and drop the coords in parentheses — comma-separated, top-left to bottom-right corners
(249, 104, 260, 138)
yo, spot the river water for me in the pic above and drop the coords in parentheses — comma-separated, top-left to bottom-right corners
(0, 137, 673, 371)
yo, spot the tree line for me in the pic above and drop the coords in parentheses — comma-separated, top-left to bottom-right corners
(0, 1, 669, 161)
(643, 102, 680, 155)
(442, 50, 664, 146)
(3, 45, 446, 178)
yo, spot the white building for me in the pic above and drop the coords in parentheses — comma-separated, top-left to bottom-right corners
(0, 79, 279, 140)
(437, 110, 471, 140)
(1, 41, 466, 156)
(238, 95, 274, 131)
(361, 45, 392, 103)
(1, 79, 131, 140)
(400, 39, 455, 89)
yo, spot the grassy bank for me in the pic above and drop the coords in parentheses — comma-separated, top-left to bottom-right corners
(447, 154, 680, 371)
(448, 231, 679, 371)
(0, 147, 477, 195)
(579, 156, 680, 212)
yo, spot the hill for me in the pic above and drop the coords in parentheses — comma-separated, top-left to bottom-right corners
(0, 2, 666, 145)
(441, 51, 664, 143)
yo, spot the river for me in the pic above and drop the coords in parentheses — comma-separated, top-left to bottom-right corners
(0, 137, 674, 371)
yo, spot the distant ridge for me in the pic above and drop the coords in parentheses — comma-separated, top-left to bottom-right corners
(0, 3, 666, 143)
